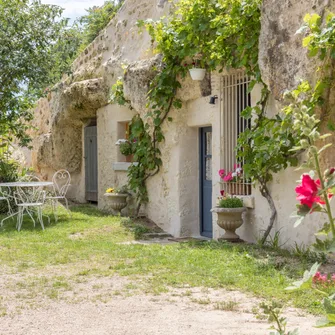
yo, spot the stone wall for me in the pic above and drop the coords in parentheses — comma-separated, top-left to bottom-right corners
(24, 0, 335, 246)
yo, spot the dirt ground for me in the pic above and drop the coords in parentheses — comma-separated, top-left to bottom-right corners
(0, 273, 334, 335)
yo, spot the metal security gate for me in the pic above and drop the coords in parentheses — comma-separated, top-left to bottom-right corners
(220, 72, 251, 195)
(84, 125, 98, 202)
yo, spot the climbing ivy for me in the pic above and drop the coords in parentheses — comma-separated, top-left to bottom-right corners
(111, 0, 263, 211)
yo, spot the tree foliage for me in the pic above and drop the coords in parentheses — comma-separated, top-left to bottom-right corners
(0, 0, 68, 145)
(79, 0, 123, 46)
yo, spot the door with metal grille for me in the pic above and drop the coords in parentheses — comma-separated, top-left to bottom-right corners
(84, 125, 98, 202)
(200, 127, 213, 238)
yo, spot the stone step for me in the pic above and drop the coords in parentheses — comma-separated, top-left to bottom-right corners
(142, 232, 173, 239)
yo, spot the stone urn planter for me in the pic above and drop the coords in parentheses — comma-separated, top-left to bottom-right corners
(104, 193, 128, 214)
(211, 207, 246, 241)
(189, 68, 206, 81)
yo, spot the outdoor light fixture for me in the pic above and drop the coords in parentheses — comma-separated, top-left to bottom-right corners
(209, 95, 218, 104)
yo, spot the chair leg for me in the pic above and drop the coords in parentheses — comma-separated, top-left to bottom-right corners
(6, 199, 12, 215)
(37, 207, 45, 230)
(1, 211, 18, 227)
(26, 209, 36, 227)
(17, 207, 24, 231)
(64, 198, 71, 217)
(52, 200, 58, 223)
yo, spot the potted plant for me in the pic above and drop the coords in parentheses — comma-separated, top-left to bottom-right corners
(211, 192, 246, 241)
(219, 165, 251, 195)
(104, 185, 129, 214)
(184, 58, 206, 81)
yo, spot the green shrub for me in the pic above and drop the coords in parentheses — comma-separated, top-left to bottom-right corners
(119, 141, 133, 156)
(218, 197, 244, 208)
(0, 159, 28, 214)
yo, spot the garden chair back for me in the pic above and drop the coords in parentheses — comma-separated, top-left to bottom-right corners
(46, 170, 71, 222)
(51, 170, 71, 198)
(14, 188, 46, 231)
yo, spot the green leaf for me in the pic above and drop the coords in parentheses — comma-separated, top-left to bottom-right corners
(303, 35, 312, 47)
(318, 143, 332, 154)
(285, 262, 320, 291)
(292, 215, 305, 228)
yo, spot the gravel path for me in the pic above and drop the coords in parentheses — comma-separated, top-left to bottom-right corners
(0, 274, 334, 335)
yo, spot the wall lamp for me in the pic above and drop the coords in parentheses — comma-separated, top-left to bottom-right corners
(209, 95, 218, 104)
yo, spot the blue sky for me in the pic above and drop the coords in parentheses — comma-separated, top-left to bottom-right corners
(41, 0, 107, 21)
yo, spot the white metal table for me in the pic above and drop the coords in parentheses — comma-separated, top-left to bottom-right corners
(0, 181, 53, 228)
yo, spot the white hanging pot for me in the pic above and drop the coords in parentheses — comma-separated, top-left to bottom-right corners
(189, 68, 206, 81)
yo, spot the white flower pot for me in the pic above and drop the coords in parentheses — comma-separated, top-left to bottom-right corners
(189, 68, 206, 81)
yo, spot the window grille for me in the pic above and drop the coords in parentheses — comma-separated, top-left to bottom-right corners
(220, 72, 252, 195)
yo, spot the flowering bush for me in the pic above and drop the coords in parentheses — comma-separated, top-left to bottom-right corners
(313, 271, 335, 289)
(287, 82, 335, 250)
(287, 263, 335, 328)
(219, 164, 243, 182)
(105, 185, 128, 194)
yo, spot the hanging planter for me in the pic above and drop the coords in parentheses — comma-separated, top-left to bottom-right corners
(189, 68, 206, 81)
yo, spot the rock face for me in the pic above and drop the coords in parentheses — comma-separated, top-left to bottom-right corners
(29, 0, 170, 180)
(123, 55, 164, 112)
(259, 0, 335, 100)
(33, 78, 109, 174)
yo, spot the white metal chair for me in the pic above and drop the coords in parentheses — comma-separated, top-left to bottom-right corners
(46, 169, 71, 222)
(0, 187, 14, 227)
(14, 188, 46, 231)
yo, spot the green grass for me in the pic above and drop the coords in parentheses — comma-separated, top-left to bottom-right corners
(0, 205, 326, 314)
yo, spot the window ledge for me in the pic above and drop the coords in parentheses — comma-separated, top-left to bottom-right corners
(113, 162, 138, 171)
(235, 195, 254, 209)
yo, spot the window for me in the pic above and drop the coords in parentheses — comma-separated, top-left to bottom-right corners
(116, 121, 133, 163)
(220, 72, 251, 195)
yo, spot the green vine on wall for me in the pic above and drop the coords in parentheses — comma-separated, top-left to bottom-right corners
(111, 0, 263, 213)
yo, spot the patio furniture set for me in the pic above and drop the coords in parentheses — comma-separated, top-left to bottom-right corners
(0, 169, 71, 231)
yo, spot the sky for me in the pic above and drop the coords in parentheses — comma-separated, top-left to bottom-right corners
(40, 0, 107, 21)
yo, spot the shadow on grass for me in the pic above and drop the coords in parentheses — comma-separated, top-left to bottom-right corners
(69, 204, 111, 217)
(120, 217, 161, 240)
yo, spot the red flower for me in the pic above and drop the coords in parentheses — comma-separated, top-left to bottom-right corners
(220, 190, 225, 196)
(295, 174, 325, 209)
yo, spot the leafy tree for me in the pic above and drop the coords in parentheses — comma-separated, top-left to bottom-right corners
(79, 0, 123, 46)
(46, 23, 84, 87)
(0, 0, 68, 146)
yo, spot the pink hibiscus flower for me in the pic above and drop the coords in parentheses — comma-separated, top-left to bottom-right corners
(295, 174, 325, 209)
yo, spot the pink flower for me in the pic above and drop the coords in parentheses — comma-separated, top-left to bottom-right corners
(223, 172, 233, 182)
(219, 169, 225, 178)
(234, 163, 240, 170)
(295, 174, 325, 209)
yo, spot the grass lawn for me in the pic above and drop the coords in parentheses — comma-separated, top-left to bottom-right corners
(0, 204, 327, 314)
